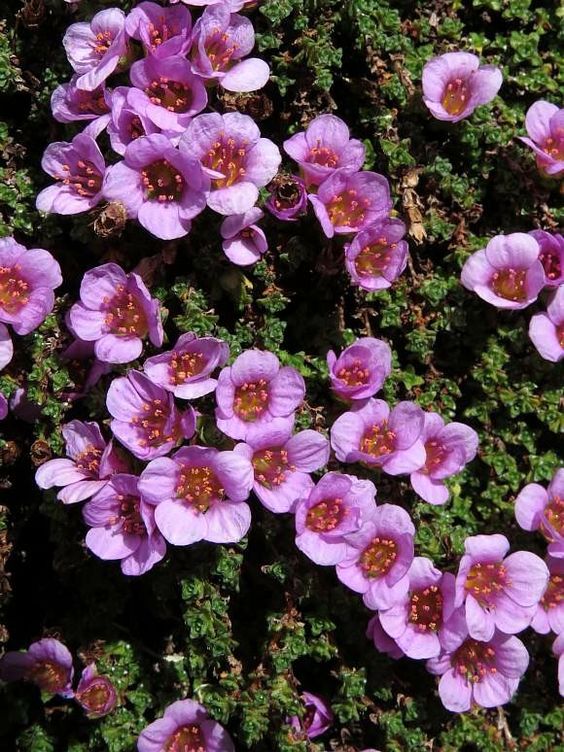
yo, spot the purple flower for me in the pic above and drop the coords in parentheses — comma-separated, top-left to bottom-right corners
(75, 664, 117, 718)
(330, 399, 426, 476)
(336, 503, 415, 609)
(107, 370, 196, 461)
(0, 323, 12, 370)
(125, 1, 192, 59)
(180, 112, 281, 215)
(190, 5, 269, 92)
(409, 413, 479, 506)
(68, 262, 163, 364)
(288, 692, 333, 739)
(514, 469, 564, 558)
(0, 237, 62, 335)
(283, 114, 365, 187)
(107, 86, 161, 156)
(0, 638, 74, 697)
(461, 232, 545, 309)
(84, 474, 166, 576)
(215, 349, 305, 442)
(345, 219, 409, 292)
(234, 426, 330, 513)
(519, 100, 564, 177)
(144, 332, 229, 399)
(366, 613, 405, 659)
(36, 133, 106, 215)
(103, 134, 208, 240)
(138, 445, 253, 546)
(309, 169, 392, 238)
(63, 8, 129, 91)
(530, 556, 564, 635)
(51, 75, 110, 125)
(454, 533, 549, 641)
(378, 557, 458, 659)
(220, 207, 267, 265)
(327, 337, 392, 402)
(137, 699, 235, 752)
(294, 472, 376, 566)
(426, 628, 528, 712)
(529, 230, 564, 287)
(265, 174, 307, 221)
(129, 55, 208, 134)
(529, 285, 564, 363)
(422, 52, 502, 123)
(35, 420, 127, 504)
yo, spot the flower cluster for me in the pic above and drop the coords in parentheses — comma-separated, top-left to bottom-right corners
(38, 2, 279, 255)
(276, 114, 408, 292)
(461, 231, 564, 362)
(0, 637, 117, 718)
(35, 343, 306, 575)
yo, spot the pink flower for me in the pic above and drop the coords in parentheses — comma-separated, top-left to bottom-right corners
(461, 232, 545, 309)
(138, 445, 253, 545)
(454, 533, 549, 641)
(519, 100, 564, 177)
(288, 692, 333, 739)
(0, 638, 74, 697)
(143, 332, 229, 399)
(234, 426, 329, 513)
(35, 420, 127, 504)
(330, 399, 426, 476)
(422, 52, 502, 123)
(125, 1, 192, 59)
(345, 219, 408, 292)
(336, 503, 415, 609)
(215, 349, 305, 442)
(190, 4, 269, 92)
(75, 664, 117, 718)
(83, 474, 167, 576)
(63, 8, 129, 92)
(129, 55, 208, 134)
(103, 134, 208, 240)
(0, 237, 62, 335)
(529, 285, 564, 363)
(68, 262, 163, 364)
(327, 337, 392, 402)
(106, 86, 161, 156)
(107, 370, 196, 461)
(50, 75, 110, 124)
(137, 699, 235, 752)
(515, 469, 564, 558)
(409, 412, 479, 506)
(220, 207, 268, 266)
(36, 133, 106, 215)
(283, 114, 365, 187)
(529, 230, 564, 287)
(378, 557, 458, 659)
(309, 169, 392, 238)
(265, 174, 307, 221)
(294, 472, 376, 566)
(179, 112, 281, 215)
(426, 628, 529, 712)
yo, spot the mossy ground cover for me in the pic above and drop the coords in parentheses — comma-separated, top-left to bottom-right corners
(0, 0, 562, 750)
